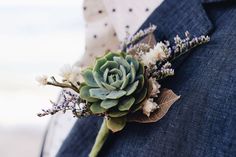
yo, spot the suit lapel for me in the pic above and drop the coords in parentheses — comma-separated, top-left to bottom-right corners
(138, 0, 214, 68)
(140, 0, 214, 40)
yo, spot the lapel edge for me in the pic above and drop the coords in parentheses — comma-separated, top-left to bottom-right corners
(138, 0, 215, 40)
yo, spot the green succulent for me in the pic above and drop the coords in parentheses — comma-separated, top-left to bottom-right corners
(80, 52, 147, 129)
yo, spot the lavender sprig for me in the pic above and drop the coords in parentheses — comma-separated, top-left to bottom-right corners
(37, 90, 90, 118)
(171, 31, 210, 61)
(148, 62, 174, 80)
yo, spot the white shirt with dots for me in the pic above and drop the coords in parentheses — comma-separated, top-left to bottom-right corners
(78, 0, 164, 67)
(42, 0, 164, 157)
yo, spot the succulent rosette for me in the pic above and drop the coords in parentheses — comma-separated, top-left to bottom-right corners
(80, 52, 147, 129)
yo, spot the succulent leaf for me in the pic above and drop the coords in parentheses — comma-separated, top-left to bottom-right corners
(109, 68, 122, 77)
(104, 52, 119, 60)
(80, 86, 99, 102)
(90, 102, 106, 114)
(115, 74, 119, 81)
(137, 63, 144, 75)
(82, 69, 99, 87)
(120, 73, 131, 90)
(134, 87, 147, 104)
(89, 88, 110, 100)
(101, 99, 119, 109)
(130, 63, 136, 83)
(103, 68, 109, 82)
(108, 110, 129, 117)
(125, 80, 139, 96)
(135, 75, 145, 93)
(120, 65, 126, 80)
(106, 90, 127, 99)
(101, 82, 116, 90)
(94, 57, 107, 73)
(111, 80, 123, 88)
(113, 57, 130, 71)
(100, 61, 118, 72)
(126, 55, 139, 71)
(106, 117, 126, 132)
(118, 97, 135, 111)
(109, 75, 117, 84)
(93, 71, 104, 88)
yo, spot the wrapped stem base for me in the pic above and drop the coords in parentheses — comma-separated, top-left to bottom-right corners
(89, 119, 110, 157)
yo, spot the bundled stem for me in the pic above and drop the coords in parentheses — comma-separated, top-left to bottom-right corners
(89, 119, 110, 157)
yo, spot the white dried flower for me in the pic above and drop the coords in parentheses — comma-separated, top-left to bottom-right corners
(36, 75, 48, 86)
(79, 103, 86, 110)
(59, 64, 82, 86)
(142, 98, 159, 117)
(141, 42, 167, 66)
(149, 77, 161, 97)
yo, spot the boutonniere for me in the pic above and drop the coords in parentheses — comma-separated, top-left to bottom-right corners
(37, 25, 209, 157)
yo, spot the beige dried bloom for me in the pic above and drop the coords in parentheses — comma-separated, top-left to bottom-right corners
(36, 75, 48, 86)
(142, 98, 159, 117)
(149, 77, 161, 97)
(59, 64, 82, 86)
(141, 42, 167, 66)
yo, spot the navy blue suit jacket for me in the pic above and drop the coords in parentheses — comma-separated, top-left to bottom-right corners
(55, 0, 236, 156)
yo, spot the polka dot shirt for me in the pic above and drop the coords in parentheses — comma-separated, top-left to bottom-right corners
(78, 0, 164, 67)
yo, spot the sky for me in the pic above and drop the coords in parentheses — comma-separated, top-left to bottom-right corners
(0, 0, 85, 128)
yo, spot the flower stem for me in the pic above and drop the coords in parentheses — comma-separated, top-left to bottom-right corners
(89, 119, 110, 157)
(47, 79, 80, 93)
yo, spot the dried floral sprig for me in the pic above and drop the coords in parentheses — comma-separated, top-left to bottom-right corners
(142, 32, 209, 80)
(37, 90, 90, 118)
(171, 31, 210, 61)
(50, 76, 80, 92)
(121, 24, 157, 51)
(127, 43, 151, 56)
(59, 64, 82, 86)
(36, 65, 82, 93)
(150, 62, 175, 80)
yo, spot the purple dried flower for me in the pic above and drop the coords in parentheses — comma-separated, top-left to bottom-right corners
(37, 90, 90, 118)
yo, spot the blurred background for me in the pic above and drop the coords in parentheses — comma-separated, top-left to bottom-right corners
(0, 0, 85, 156)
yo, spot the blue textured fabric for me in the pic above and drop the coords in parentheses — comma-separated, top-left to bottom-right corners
(56, 0, 236, 156)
